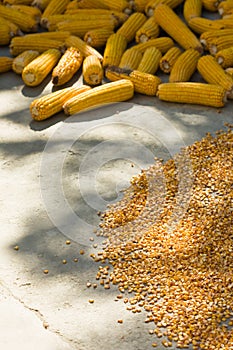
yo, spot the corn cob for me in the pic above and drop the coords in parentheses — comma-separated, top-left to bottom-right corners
(215, 46, 233, 68)
(208, 35, 233, 55)
(96, 0, 133, 14)
(63, 79, 134, 115)
(116, 12, 147, 43)
(52, 47, 83, 86)
(23, 31, 71, 42)
(201, 0, 221, 12)
(145, 0, 184, 17)
(82, 55, 103, 86)
(10, 36, 65, 56)
(218, 0, 233, 15)
(137, 46, 162, 74)
(135, 37, 174, 54)
(119, 47, 143, 70)
(65, 35, 103, 61)
(159, 46, 182, 73)
(0, 16, 21, 36)
(103, 33, 127, 68)
(132, 0, 151, 12)
(31, 0, 51, 10)
(0, 56, 13, 73)
(135, 16, 160, 43)
(0, 21, 11, 45)
(3, 0, 33, 4)
(225, 67, 233, 77)
(200, 29, 233, 50)
(169, 48, 200, 83)
(183, 0, 202, 23)
(0, 4, 37, 32)
(22, 48, 61, 86)
(55, 19, 115, 38)
(12, 49, 39, 74)
(66, 0, 109, 10)
(188, 17, 233, 35)
(41, 0, 70, 26)
(105, 66, 161, 96)
(154, 4, 203, 53)
(156, 82, 227, 107)
(10, 4, 42, 22)
(84, 27, 114, 49)
(63, 9, 128, 26)
(30, 85, 91, 121)
(197, 54, 233, 98)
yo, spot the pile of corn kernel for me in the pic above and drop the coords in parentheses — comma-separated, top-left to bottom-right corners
(93, 125, 233, 349)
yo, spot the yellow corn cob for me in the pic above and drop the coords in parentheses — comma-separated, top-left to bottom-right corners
(10, 5, 42, 22)
(218, 0, 233, 15)
(82, 55, 103, 86)
(169, 48, 200, 82)
(134, 37, 174, 54)
(217, 16, 233, 27)
(145, 0, 184, 17)
(12, 49, 39, 74)
(105, 66, 161, 96)
(63, 9, 128, 25)
(63, 79, 135, 115)
(0, 56, 13, 73)
(135, 16, 160, 43)
(188, 17, 232, 35)
(23, 31, 71, 42)
(22, 48, 61, 86)
(215, 46, 233, 68)
(183, 0, 202, 23)
(96, 0, 133, 14)
(202, 0, 221, 12)
(55, 19, 115, 38)
(156, 82, 227, 107)
(10, 36, 65, 56)
(132, 0, 151, 12)
(197, 54, 233, 98)
(0, 4, 37, 32)
(30, 86, 91, 121)
(66, 0, 109, 10)
(0, 16, 21, 36)
(116, 12, 147, 43)
(0, 22, 11, 45)
(200, 29, 233, 50)
(137, 46, 162, 74)
(31, 0, 51, 10)
(65, 35, 103, 61)
(119, 47, 143, 70)
(3, 0, 33, 4)
(225, 67, 233, 77)
(84, 27, 114, 49)
(154, 4, 203, 53)
(41, 0, 70, 26)
(159, 46, 182, 73)
(208, 35, 233, 55)
(52, 47, 83, 86)
(102, 33, 127, 68)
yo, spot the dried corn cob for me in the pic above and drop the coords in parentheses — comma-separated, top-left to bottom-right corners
(66, 0, 109, 10)
(135, 16, 160, 43)
(169, 48, 200, 83)
(183, 0, 202, 23)
(63, 9, 128, 25)
(10, 4, 42, 22)
(218, 0, 233, 15)
(202, 0, 221, 12)
(103, 33, 127, 68)
(200, 29, 233, 50)
(105, 66, 161, 96)
(63, 79, 134, 115)
(12, 49, 39, 74)
(0, 16, 21, 36)
(215, 46, 233, 68)
(135, 37, 174, 54)
(82, 55, 103, 86)
(116, 12, 147, 43)
(30, 86, 91, 121)
(65, 35, 103, 61)
(133, 0, 151, 12)
(0, 4, 37, 32)
(188, 17, 232, 35)
(208, 35, 233, 54)
(3, 0, 33, 4)
(0, 56, 13, 73)
(225, 67, 233, 77)
(31, 0, 51, 10)
(137, 46, 162, 74)
(22, 48, 61, 86)
(10, 36, 65, 56)
(41, 0, 70, 26)
(23, 31, 70, 42)
(145, 0, 184, 17)
(156, 82, 227, 107)
(119, 47, 143, 70)
(159, 46, 182, 73)
(84, 27, 114, 49)
(52, 47, 83, 86)
(154, 4, 203, 53)
(0, 21, 11, 45)
(97, 0, 133, 14)
(197, 54, 233, 98)
(55, 19, 115, 38)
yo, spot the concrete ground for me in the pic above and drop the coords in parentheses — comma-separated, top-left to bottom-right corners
(0, 46, 233, 350)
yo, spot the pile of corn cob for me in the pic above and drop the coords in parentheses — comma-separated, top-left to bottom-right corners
(1, 0, 233, 121)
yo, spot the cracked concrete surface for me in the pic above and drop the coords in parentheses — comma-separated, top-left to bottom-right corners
(1, 45, 233, 350)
